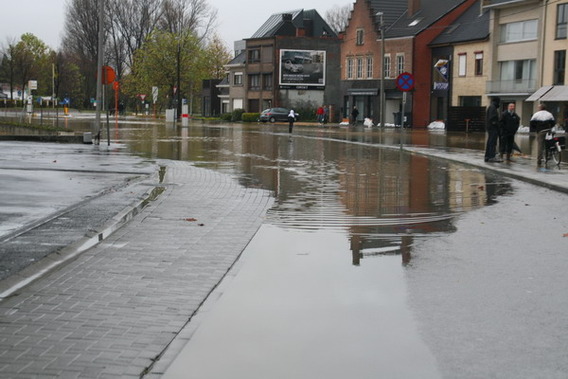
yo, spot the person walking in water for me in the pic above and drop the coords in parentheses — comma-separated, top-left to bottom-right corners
(288, 109, 297, 134)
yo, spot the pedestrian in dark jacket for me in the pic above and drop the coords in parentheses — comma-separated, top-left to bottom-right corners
(351, 106, 359, 126)
(500, 102, 520, 161)
(484, 97, 502, 162)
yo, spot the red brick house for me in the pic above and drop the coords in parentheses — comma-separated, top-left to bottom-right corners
(341, 0, 477, 127)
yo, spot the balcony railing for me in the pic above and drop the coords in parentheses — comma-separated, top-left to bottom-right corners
(486, 79, 536, 93)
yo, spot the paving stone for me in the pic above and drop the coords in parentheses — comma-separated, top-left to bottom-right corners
(0, 161, 274, 376)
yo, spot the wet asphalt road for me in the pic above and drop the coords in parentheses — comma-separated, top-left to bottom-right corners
(1, 118, 568, 378)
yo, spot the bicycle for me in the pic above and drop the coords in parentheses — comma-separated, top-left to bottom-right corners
(543, 129, 566, 166)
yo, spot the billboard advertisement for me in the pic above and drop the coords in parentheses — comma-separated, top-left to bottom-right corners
(279, 49, 326, 89)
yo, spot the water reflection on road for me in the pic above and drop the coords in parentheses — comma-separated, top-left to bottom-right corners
(116, 122, 517, 378)
(122, 122, 512, 266)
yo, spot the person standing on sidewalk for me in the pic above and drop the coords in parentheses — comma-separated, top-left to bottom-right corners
(351, 106, 359, 126)
(288, 109, 297, 134)
(485, 97, 503, 162)
(316, 106, 324, 125)
(530, 104, 556, 165)
(500, 102, 521, 162)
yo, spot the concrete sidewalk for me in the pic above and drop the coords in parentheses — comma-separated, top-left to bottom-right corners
(0, 160, 274, 377)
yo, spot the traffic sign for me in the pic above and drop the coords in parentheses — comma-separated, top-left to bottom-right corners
(101, 66, 116, 84)
(396, 72, 415, 92)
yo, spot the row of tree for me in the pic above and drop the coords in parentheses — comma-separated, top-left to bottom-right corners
(0, 0, 231, 113)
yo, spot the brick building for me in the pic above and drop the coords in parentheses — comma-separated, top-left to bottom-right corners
(340, 0, 477, 127)
(222, 9, 341, 118)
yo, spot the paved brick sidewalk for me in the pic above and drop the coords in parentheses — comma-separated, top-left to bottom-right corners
(0, 161, 274, 378)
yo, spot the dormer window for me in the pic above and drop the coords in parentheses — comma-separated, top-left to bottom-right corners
(356, 29, 365, 45)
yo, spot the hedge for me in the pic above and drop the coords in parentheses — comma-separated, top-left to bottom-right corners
(241, 113, 260, 122)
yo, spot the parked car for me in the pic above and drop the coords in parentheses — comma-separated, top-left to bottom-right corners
(259, 108, 300, 123)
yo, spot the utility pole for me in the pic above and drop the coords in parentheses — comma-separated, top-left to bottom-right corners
(377, 12, 386, 128)
(94, 0, 105, 142)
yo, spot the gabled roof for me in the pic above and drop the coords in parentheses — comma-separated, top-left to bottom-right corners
(225, 51, 246, 66)
(216, 76, 230, 87)
(362, 0, 470, 39)
(430, 1, 489, 45)
(250, 9, 337, 39)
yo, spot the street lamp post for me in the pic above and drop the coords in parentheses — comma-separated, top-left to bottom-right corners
(94, 0, 105, 142)
(377, 12, 385, 128)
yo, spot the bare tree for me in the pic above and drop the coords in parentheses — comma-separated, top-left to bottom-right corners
(109, 0, 164, 70)
(325, 4, 352, 34)
(159, 0, 217, 40)
(61, 0, 101, 107)
(0, 38, 17, 100)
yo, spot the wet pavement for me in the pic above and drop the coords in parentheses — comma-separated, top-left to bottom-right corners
(1, 118, 568, 378)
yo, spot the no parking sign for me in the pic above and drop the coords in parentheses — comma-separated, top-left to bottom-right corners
(396, 72, 415, 92)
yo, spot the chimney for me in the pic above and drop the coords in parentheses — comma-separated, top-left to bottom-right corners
(408, 0, 420, 17)
(282, 13, 293, 22)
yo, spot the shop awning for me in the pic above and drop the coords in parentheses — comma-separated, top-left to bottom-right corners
(540, 85, 568, 101)
(526, 85, 568, 102)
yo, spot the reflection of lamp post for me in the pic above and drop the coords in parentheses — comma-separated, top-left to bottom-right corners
(376, 12, 386, 128)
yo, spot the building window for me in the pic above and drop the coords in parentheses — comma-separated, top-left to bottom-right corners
(384, 54, 391, 78)
(554, 50, 566, 85)
(248, 49, 260, 63)
(233, 98, 243, 110)
(356, 57, 363, 78)
(459, 96, 481, 107)
(248, 74, 260, 90)
(500, 59, 536, 83)
(474, 52, 483, 76)
(558, 4, 568, 39)
(366, 56, 373, 78)
(501, 19, 538, 43)
(263, 73, 273, 90)
(234, 73, 243, 85)
(396, 54, 405, 76)
(458, 53, 467, 77)
(356, 29, 364, 45)
(347, 58, 354, 79)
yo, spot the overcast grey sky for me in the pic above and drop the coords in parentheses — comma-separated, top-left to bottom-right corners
(0, 0, 346, 51)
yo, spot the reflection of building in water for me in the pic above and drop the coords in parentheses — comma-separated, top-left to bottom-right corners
(337, 144, 490, 266)
(445, 163, 487, 211)
(223, 132, 505, 266)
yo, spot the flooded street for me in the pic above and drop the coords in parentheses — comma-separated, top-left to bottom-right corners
(3, 116, 568, 377)
(101, 120, 567, 378)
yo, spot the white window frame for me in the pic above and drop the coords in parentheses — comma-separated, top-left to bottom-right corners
(356, 57, 363, 79)
(501, 19, 538, 43)
(234, 72, 243, 86)
(356, 29, 364, 45)
(384, 54, 391, 78)
(346, 58, 354, 79)
(366, 56, 373, 79)
(396, 54, 405, 76)
(458, 53, 467, 77)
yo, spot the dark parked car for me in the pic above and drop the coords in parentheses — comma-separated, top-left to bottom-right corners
(259, 108, 299, 123)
